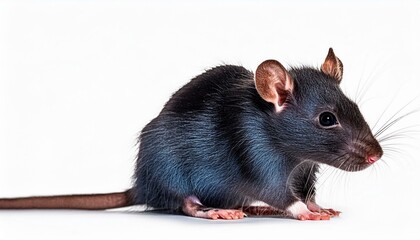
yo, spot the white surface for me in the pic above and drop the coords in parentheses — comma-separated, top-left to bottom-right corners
(0, 0, 419, 239)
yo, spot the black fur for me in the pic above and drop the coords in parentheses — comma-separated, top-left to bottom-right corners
(132, 64, 382, 213)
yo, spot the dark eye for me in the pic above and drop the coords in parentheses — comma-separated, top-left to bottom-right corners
(319, 112, 338, 128)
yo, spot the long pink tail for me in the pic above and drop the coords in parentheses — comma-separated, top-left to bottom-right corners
(0, 190, 132, 210)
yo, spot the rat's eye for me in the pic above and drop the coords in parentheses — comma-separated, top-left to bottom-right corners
(319, 112, 338, 128)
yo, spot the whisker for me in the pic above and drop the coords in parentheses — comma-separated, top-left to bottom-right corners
(354, 62, 367, 104)
(305, 155, 343, 204)
(372, 97, 420, 137)
(379, 132, 420, 143)
(379, 158, 390, 169)
(303, 163, 316, 204)
(375, 108, 420, 138)
(313, 156, 349, 202)
(329, 164, 346, 202)
(382, 145, 411, 158)
(354, 58, 387, 105)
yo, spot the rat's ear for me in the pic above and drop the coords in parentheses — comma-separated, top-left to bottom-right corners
(321, 48, 343, 83)
(255, 60, 294, 113)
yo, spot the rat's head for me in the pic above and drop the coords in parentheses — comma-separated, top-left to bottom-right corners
(255, 48, 383, 171)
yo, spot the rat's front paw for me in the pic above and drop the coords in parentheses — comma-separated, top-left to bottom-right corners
(307, 201, 341, 217)
(320, 208, 341, 217)
(287, 201, 330, 221)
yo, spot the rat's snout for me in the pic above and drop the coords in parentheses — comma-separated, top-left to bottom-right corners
(344, 130, 383, 171)
(365, 140, 383, 164)
(366, 154, 381, 164)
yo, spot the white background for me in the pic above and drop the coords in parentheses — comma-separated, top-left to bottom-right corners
(1, 0, 419, 239)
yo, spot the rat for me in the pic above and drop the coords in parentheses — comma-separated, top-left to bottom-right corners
(0, 48, 383, 221)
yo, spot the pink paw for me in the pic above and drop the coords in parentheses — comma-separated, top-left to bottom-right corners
(307, 201, 341, 217)
(297, 211, 331, 221)
(287, 201, 331, 221)
(204, 209, 246, 220)
(182, 196, 246, 220)
(320, 208, 341, 217)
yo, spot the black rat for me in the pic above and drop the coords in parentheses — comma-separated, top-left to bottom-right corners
(0, 48, 383, 221)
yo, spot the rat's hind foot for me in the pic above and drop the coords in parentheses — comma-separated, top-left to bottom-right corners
(307, 201, 341, 217)
(297, 211, 330, 220)
(182, 196, 246, 220)
(199, 208, 246, 220)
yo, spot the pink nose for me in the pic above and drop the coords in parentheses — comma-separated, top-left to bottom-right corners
(366, 155, 380, 164)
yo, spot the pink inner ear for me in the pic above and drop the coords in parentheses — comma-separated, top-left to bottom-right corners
(321, 48, 343, 83)
(255, 59, 294, 112)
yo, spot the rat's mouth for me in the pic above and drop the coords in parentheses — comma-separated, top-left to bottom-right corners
(340, 162, 372, 172)
(334, 151, 382, 172)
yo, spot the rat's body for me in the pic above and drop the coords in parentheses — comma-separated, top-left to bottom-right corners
(0, 49, 383, 220)
(132, 65, 325, 218)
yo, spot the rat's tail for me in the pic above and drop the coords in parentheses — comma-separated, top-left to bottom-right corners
(0, 189, 133, 210)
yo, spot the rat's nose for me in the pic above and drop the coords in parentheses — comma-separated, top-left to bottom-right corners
(366, 154, 381, 164)
(365, 140, 383, 164)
